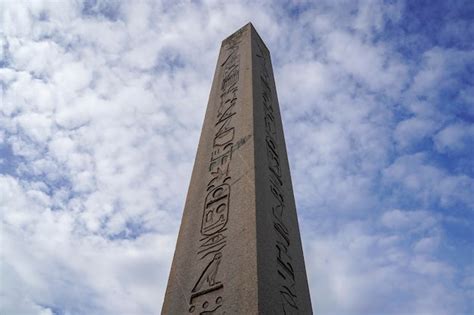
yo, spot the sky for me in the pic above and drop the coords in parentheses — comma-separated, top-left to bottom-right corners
(0, 0, 473, 314)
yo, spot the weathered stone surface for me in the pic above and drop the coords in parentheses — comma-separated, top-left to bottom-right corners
(162, 23, 312, 315)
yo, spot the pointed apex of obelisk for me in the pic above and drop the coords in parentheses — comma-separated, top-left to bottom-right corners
(221, 22, 270, 53)
(243, 21, 258, 34)
(222, 22, 251, 45)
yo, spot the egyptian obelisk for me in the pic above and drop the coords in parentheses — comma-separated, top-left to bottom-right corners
(162, 23, 312, 314)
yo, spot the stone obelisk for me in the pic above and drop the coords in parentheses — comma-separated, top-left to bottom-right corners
(162, 23, 312, 314)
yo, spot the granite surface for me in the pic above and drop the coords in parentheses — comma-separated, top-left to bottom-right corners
(162, 23, 312, 315)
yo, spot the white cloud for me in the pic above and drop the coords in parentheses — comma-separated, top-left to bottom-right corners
(14, 112, 52, 142)
(305, 216, 459, 315)
(1, 1, 472, 314)
(394, 117, 437, 149)
(380, 209, 437, 231)
(0, 175, 175, 314)
(325, 30, 408, 95)
(434, 123, 474, 153)
(53, 61, 92, 92)
(383, 153, 474, 208)
(413, 235, 440, 253)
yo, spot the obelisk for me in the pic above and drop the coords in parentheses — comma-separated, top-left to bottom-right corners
(162, 23, 312, 314)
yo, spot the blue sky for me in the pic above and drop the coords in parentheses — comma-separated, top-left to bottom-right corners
(0, 1, 473, 314)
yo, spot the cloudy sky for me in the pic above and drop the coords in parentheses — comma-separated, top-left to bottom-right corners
(1, 0, 473, 314)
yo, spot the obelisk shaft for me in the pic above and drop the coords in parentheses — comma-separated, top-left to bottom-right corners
(162, 23, 312, 314)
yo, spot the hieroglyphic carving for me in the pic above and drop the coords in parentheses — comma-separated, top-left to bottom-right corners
(191, 253, 223, 296)
(201, 184, 230, 236)
(189, 27, 245, 314)
(255, 39, 299, 313)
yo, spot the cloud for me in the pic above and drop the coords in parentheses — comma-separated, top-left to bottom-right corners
(383, 153, 474, 208)
(1, 1, 473, 315)
(380, 209, 437, 231)
(413, 235, 440, 253)
(394, 117, 437, 149)
(305, 215, 460, 315)
(434, 123, 474, 153)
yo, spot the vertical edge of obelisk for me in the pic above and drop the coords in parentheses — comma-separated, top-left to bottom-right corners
(218, 22, 259, 314)
(249, 24, 313, 314)
(219, 22, 263, 315)
(161, 33, 227, 315)
(264, 34, 313, 314)
(162, 23, 261, 314)
(265, 39, 314, 315)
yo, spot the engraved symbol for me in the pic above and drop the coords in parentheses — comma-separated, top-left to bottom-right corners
(190, 253, 224, 311)
(200, 305, 222, 314)
(199, 232, 227, 260)
(189, 296, 223, 315)
(201, 184, 230, 236)
(190, 252, 224, 305)
(221, 68, 239, 92)
(266, 136, 282, 185)
(264, 111, 276, 135)
(281, 285, 298, 310)
(270, 180, 285, 205)
(214, 126, 235, 148)
(276, 242, 295, 281)
(201, 233, 226, 248)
